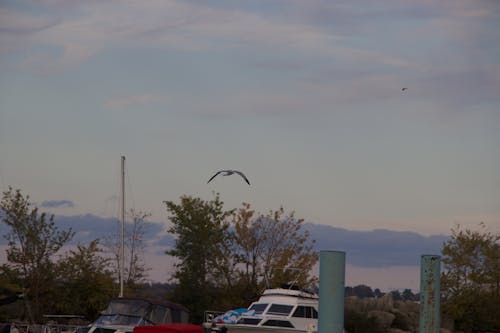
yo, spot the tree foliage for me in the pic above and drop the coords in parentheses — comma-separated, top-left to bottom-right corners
(163, 193, 233, 323)
(0, 187, 74, 322)
(55, 240, 115, 319)
(126, 210, 151, 288)
(233, 203, 318, 297)
(163, 197, 319, 321)
(104, 209, 151, 296)
(441, 223, 500, 332)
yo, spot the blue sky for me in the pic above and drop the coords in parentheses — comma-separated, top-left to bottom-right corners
(1, 0, 499, 290)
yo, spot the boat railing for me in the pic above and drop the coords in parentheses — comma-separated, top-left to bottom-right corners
(203, 310, 225, 323)
(9, 319, 89, 333)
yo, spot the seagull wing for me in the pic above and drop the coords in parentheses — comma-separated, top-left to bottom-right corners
(207, 171, 223, 184)
(234, 170, 251, 185)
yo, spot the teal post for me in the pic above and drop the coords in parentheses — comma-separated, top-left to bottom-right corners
(318, 251, 345, 333)
(419, 255, 441, 333)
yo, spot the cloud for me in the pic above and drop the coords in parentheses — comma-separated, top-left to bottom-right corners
(305, 223, 448, 267)
(0, 8, 60, 35)
(52, 214, 165, 245)
(104, 94, 167, 109)
(0, 212, 450, 268)
(40, 200, 75, 208)
(1, 0, 419, 72)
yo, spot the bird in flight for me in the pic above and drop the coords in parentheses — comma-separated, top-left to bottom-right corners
(207, 169, 251, 185)
(401, 87, 408, 91)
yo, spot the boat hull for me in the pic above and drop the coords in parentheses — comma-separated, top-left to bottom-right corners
(204, 323, 316, 333)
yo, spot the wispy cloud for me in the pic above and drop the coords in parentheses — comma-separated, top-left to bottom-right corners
(40, 200, 75, 208)
(0, 8, 60, 35)
(104, 94, 167, 109)
(1, 0, 420, 72)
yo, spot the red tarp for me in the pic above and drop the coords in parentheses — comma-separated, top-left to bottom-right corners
(133, 324, 204, 333)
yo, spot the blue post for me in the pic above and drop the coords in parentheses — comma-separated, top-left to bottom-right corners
(318, 251, 345, 333)
(419, 255, 441, 333)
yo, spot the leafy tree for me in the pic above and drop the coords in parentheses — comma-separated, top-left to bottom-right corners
(344, 308, 384, 333)
(125, 210, 151, 290)
(233, 204, 318, 298)
(352, 285, 374, 299)
(390, 290, 402, 301)
(374, 288, 384, 298)
(163, 194, 233, 323)
(401, 288, 416, 301)
(0, 187, 74, 322)
(104, 209, 151, 296)
(441, 223, 500, 332)
(55, 240, 115, 319)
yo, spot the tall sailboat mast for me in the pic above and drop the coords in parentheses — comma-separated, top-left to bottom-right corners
(119, 156, 125, 298)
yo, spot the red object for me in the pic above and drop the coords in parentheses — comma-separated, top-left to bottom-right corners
(133, 324, 204, 333)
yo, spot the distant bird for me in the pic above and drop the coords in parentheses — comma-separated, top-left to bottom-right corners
(207, 169, 250, 185)
(401, 87, 408, 91)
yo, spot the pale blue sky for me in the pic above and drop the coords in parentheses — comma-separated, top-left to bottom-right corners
(1, 0, 499, 288)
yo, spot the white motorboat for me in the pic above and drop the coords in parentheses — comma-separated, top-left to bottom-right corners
(204, 288, 321, 333)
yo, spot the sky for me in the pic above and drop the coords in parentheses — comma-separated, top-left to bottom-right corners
(1, 0, 499, 292)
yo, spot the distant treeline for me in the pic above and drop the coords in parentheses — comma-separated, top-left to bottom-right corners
(344, 285, 419, 302)
(136, 282, 419, 302)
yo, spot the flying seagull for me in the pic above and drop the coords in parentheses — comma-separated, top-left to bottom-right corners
(401, 87, 408, 91)
(207, 169, 250, 185)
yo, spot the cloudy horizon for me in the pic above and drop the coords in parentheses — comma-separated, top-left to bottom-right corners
(0, 210, 465, 292)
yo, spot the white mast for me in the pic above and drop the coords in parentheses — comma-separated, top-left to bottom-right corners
(119, 156, 125, 298)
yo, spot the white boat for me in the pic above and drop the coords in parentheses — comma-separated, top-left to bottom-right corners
(203, 288, 321, 333)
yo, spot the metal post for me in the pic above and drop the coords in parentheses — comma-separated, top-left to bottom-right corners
(318, 251, 345, 333)
(119, 156, 125, 298)
(419, 255, 441, 333)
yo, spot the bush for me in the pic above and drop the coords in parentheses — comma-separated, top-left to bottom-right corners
(345, 308, 384, 333)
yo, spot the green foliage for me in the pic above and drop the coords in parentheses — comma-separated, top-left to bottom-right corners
(163, 193, 233, 323)
(125, 210, 151, 289)
(1, 187, 74, 323)
(441, 223, 500, 332)
(344, 308, 384, 333)
(233, 204, 318, 296)
(103, 209, 151, 295)
(55, 240, 115, 319)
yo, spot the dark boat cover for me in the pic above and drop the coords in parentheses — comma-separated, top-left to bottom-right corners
(133, 324, 204, 333)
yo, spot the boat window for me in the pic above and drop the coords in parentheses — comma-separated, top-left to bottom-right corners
(267, 304, 293, 316)
(312, 307, 318, 319)
(292, 306, 306, 317)
(293, 306, 318, 319)
(248, 303, 268, 314)
(237, 318, 261, 325)
(262, 320, 294, 328)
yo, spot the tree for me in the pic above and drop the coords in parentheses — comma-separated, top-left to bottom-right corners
(125, 210, 151, 290)
(163, 194, 233, 323)
(0, 187, 74, 322)
(55, 240, 115, 319)
(401, 288, 416, 301)
(352, 285, 375, 299)
(233, 204, 318, 299)
(441, 223, 500, 332)
(104, 209, 151, 296)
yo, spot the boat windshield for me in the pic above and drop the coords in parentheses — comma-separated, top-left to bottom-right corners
(102, 299, 151, 317)
(266, 304, 294, 316)
(248, 303, 268, 314)
(93, 314, 149, 327)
